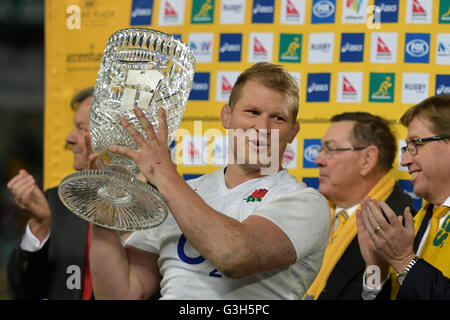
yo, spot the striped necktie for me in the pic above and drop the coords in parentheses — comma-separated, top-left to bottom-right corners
(331, 209, 349, 243)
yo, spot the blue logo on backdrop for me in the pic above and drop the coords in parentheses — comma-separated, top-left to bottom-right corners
(302, 177, 320, 190)
(303, 139, 321, 168)
(130, 0, 154, 26)
(404, 33, 430, 64)
(398, 180, 422, 212)
(219, 33, 242, 62)
(311, 0, 336, 24)
(340, 33, 365, 62)
(189, 73, 210, 101)
(252, 0, 274, 23)
(306, 73, 331, 102)
(183, 174, 203, 181)
(435, 75, 450, 95)
(373, 0, 399, 23)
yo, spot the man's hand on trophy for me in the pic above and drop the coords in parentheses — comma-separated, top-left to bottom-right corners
(109, 106, 176, 187)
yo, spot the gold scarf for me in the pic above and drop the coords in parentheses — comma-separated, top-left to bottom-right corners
(390, 200, 450, 299)
(303, 170, 396, 300)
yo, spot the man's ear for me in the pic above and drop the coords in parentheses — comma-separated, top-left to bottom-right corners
(360, 145, 379, 176)
(221, 104, 232, 129)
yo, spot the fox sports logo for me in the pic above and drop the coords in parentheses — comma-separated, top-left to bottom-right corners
(406, 39, 429, 57)
(304, 144, 321, 163)
(313, 0, 335, 18)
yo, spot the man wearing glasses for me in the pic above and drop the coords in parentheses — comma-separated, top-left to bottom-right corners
(357, 95, 450, 299)
(304, 112, 414, 300)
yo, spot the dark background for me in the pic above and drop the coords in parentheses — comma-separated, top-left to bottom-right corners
(0, 0, 45, 299)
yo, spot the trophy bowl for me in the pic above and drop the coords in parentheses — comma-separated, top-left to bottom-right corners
(58, 28, 196, 231)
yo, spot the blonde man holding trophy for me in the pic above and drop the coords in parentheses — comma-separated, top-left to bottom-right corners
(89, 61, 331, 300)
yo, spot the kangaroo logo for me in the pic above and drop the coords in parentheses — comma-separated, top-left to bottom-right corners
(373, 76, 392, 96)
(282, 37, 301, 56)
(194, 0, 213, 17)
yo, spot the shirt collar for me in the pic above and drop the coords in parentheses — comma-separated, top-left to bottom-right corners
(335, 203, 360, 218)
(441, 195, 450, 208)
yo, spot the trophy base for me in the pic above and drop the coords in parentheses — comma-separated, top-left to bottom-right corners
(58, 169, 168, 231)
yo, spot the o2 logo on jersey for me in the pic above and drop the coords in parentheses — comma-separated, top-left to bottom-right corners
(177, 234, 222, 277)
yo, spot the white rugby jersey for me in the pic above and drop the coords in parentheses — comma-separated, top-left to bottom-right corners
(126, 168, 330, 299)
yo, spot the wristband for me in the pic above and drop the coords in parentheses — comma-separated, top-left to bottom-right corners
(396, 257, 418, 285)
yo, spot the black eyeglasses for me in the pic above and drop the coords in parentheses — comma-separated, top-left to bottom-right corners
(401, 136, 449, 156)
(319, 144, 368, 156)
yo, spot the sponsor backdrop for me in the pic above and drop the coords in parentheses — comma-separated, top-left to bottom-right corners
(45, 0, 450, 209)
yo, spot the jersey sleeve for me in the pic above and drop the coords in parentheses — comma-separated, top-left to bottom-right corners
(124, 224, 161, 254)
(251, 187, 331, 262)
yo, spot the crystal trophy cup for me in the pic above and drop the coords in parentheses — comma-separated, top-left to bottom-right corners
(58, 28, 196, 231)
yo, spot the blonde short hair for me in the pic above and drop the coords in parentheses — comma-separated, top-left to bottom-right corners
(228, 62, 299, 122)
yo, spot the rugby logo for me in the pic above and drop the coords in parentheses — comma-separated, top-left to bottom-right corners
(220, 0, 245, 24)
(191, 0, 214, 24)
(308, 32, 334, 64)
(401, 72, 429, 104)
(439, 0, 450, 23)
(279, 34, 302, 63)
(369, 72, 395, 102)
